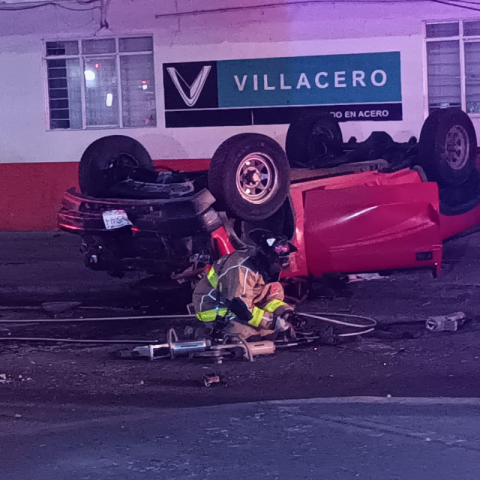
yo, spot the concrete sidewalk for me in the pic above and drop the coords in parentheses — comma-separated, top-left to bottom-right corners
(2, 398, 480, 480)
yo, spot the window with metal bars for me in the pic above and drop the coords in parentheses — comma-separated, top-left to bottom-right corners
(426, 20, 480, 115)
(45, 37, 156, 130)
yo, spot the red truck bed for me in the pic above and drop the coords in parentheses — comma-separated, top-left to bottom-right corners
(282, 168, 480, 279)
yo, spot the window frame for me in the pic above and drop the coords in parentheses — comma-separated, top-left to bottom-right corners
(424, 19, 480, 119)
(43, 34, 156, 132)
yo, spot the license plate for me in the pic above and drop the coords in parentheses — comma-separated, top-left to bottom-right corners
(102, 210, 132, 230)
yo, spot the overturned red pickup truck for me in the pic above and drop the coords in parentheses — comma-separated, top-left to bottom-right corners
(58, 108, 480, 284)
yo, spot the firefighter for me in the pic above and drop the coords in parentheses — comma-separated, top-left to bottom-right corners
(193, 230, 298, 341)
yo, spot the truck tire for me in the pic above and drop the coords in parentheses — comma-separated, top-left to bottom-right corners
(285, 112, 343, 168)
(439, 170, 480, 216)
(79, 135, 154, 198)
(208, 133, 290, 221)
(418, 108, 477, 187)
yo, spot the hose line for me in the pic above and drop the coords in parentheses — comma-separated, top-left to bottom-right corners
(0, 314, 195, 324)
(0, 312, 376, 344)
(298, 312, 377, 337)
(0, 337, 158, 344)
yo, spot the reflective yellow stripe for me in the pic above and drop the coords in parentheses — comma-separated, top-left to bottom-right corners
(207, 267, 218, 289)
(263, 299, 288, 313)
(248, 307, 265, 327)
(196, 308, 227, 322)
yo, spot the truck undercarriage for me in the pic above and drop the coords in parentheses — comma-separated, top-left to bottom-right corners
(58, 108, 480, 284)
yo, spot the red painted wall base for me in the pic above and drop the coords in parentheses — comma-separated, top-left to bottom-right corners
(0, 159, 210, 231)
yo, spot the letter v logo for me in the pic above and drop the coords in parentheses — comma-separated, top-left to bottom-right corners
(167, 66, 211, 107)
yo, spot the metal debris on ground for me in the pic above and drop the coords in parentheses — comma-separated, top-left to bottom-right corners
(426, 312, 467, 332)
(183, 325, 195, 338)
(347, 273, 385, 283)
(202, 373, 227, 388)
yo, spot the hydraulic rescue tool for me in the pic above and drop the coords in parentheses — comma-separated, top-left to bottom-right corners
(128, 312, 377, 364)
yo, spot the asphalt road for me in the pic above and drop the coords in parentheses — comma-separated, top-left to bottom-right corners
(2, 398, 480, 480)
(1, 231, 480, 408)
(2, 231, 480, 478)
(0, 232, 141, 306)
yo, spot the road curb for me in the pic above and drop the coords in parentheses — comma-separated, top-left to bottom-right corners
(263, 396, 480, 406)
(2, 396, 480, 413)
(2, 396, 479, 438)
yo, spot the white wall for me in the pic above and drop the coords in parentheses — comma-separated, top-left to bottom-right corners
(0, 0, 479, 164)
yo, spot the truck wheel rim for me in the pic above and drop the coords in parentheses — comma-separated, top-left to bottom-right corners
(236, 153, 278, 204)
(444, 125, 469, 171)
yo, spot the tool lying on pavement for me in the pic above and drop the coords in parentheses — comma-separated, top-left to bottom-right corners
(426, 312, 467, 332)
(0, 311, 375, 359)
(129, 327, 277, 364)
(127, 312, 377, 364)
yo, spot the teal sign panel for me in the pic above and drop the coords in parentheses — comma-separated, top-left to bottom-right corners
(217, 52, 401, 108)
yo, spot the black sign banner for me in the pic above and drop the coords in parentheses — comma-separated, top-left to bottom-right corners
(163, 53, 403, 128)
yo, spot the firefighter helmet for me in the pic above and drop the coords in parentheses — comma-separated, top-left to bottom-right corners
(249, 229, 298, 271)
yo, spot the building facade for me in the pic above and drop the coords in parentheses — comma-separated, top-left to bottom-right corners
(0, 0, 479, 229)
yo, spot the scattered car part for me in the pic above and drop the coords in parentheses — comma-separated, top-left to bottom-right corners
(202, 373, 227, 388)
(347, 273, 384, 283)
(419, 108, 477, 187)
(208, 133, 290, 221)
(426, 312, 467, 332)
(79, 135, 156, 198)
(286, 112, 343, 168)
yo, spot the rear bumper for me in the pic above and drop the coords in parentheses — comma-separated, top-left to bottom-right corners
(58, 187, 222, 236)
